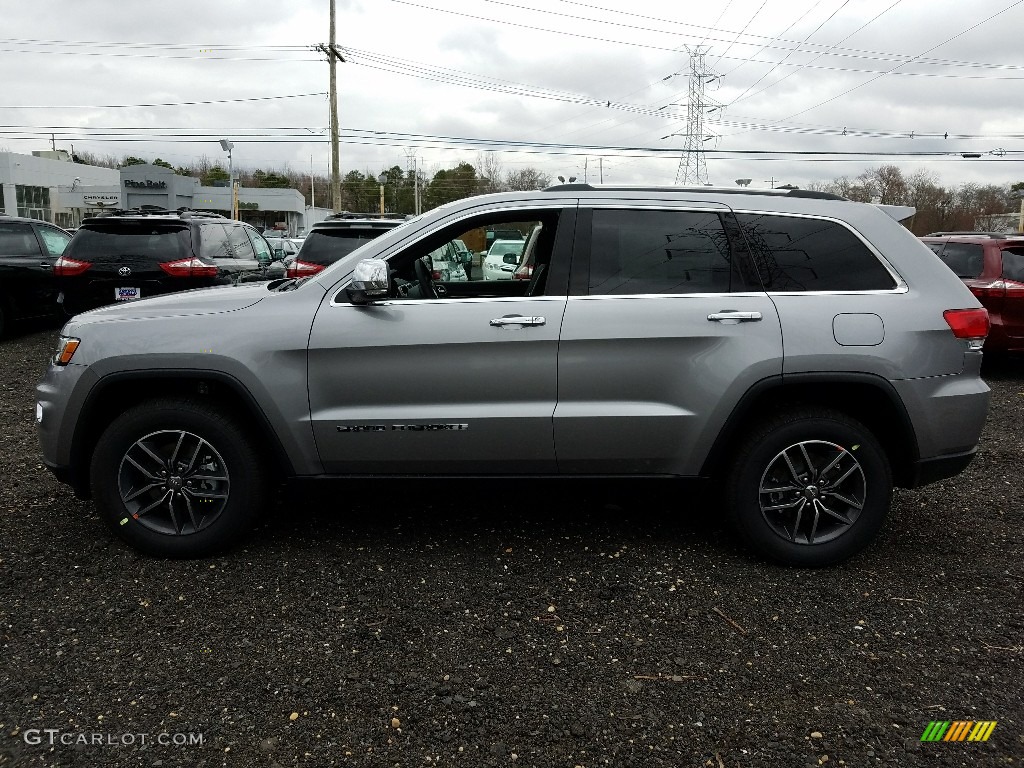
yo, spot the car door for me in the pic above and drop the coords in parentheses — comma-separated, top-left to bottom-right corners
(306, 208, 575, 475)
(554, 204, 783, 475)
(0, 220, 61, 319)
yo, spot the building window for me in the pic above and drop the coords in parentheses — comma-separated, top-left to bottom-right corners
(16, 185, 52, 222)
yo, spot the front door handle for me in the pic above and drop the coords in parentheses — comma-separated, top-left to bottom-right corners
(707, 311, 763, 324)
(490, 316, 546, 327)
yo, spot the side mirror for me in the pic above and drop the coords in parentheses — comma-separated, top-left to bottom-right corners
(346, 259, 390, 305)
(273, 248, 285, 260)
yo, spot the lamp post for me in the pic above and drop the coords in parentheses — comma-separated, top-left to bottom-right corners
(219, 139, 235, 218)
(377, 173, 387, 214)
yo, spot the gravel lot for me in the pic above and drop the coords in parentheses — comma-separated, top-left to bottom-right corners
(0, 325, 1021, 768)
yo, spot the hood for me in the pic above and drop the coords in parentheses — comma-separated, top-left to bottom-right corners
(68, 283, 269, 324)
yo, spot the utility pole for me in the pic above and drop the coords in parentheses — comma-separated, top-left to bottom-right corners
(315, 0, 345, 212)
(405, 149, 420, 215)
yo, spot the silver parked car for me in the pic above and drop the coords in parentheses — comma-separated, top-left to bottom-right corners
(37, 184, 991, 565)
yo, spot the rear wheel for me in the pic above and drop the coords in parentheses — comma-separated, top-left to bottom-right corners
(726, 408, 892, 566)
(90, 398, 268, 557)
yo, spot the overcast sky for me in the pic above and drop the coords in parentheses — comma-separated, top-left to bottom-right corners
(3, 0, 1024, 192)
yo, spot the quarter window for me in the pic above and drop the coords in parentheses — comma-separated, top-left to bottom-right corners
(199, 224, 233, 259)
(935, 242, 985, 279)
(735, 213, 897, 292)
(226, 225, 255, 259)
(1001, 248, 1024, 282)
(588, 209, 738, 295)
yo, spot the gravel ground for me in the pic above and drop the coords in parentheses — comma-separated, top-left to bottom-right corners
(0, 325, 1021, 768)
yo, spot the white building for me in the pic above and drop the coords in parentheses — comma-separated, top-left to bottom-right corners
(1, 151, 310, 234)
(0, 150, 120, 227)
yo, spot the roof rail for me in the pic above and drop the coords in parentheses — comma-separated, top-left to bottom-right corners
(178, 209, 227, 219)
(325, 211, 409, 220)
(541, 183, 846, 201)
(924, 231, 1023, 238)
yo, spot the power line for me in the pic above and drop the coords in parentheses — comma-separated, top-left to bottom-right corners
(0, 92, 328, 110)
(777, 0, 1024, 123)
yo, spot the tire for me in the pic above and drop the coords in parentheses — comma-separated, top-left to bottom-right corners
(726, 407, 892, 567)
(89, 398, 268, 558)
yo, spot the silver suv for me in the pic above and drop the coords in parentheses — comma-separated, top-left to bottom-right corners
(36, 185, 991, 565)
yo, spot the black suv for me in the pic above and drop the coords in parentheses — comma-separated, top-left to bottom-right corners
(0, 214, 73, 337)
(286, 213, 408, 278)
(55, 209, 279, 313)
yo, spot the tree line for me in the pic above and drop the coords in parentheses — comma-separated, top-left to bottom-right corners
(806, 166, 1023, 235)
(72, 150, 552, 215)
(72, 150, 1022, 232)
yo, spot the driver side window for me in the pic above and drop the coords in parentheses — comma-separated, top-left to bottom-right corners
(385, 210, 561, 301)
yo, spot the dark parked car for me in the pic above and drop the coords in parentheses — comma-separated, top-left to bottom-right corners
(920, 232, 1024, 353)
(0, 214, 72, 337)
(286, 213, 408, 278)
(55, 209, 278, 314)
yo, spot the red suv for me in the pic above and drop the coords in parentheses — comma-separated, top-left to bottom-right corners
(921, 232, 1024, 353)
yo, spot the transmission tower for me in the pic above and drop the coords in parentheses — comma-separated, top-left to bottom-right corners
(674, 47, 719, 186)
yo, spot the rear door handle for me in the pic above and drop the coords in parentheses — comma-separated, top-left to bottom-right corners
(490, 316, 546, 327)
(707, 311, 763, 323)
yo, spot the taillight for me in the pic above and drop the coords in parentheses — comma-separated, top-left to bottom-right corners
(431, 269, 442, 280)
(285, 260, 324, 278)
(943, 308, 990, 339)
(53, 256, 92, 276)
(968, 279, 1005, 299)
(159, 258, 218, 277)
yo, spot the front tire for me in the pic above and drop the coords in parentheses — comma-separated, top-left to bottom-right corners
(90, 398, 268, 557)
(726, 408, 892, 567)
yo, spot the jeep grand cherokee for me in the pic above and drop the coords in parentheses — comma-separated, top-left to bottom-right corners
(37, 185, 990, 565)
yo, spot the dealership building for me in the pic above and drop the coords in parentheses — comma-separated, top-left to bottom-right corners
(1, 150, 308, 234)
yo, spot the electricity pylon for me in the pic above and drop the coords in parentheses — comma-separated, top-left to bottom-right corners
(674, 47, 719, 186)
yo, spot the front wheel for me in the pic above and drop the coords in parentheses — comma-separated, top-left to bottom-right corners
(726, 408, 892, 567)
(90, 399, 269, 557)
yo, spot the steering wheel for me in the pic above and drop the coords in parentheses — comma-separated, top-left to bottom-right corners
(414, 257, 438, 300)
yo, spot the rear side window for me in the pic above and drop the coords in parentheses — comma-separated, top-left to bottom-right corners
(935, 242, 985, 279)
(1002, 248, 1024, 282)
(588, 209, 738, 295)
(247, 228, 273, 261)
(0, 222, 41, 257)
(37, 225, 71, 256)
(735, 213, 897, 292)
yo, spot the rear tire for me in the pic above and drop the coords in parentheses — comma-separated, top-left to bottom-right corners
(726, 407, 892, 567)
(90, 398, 268, 558)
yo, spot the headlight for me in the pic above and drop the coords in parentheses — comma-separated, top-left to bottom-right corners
(54, 336, 81, 366)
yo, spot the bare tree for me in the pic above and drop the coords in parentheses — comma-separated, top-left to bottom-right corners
(475, 152, 505, 194)
(506, 168, 552, 191)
